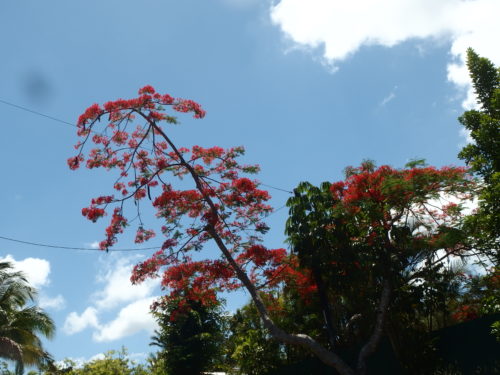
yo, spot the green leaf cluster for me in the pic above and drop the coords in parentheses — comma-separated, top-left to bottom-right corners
(151, 299, 225, 375)
(225, 290, 326, 375)
(458, 48, 500, 256)
(60, 349, 148, 375)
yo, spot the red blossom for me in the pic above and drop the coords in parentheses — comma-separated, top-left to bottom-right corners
(99, 208, 128, 250)
(69, 86, 294, 315)
(138, 85, 156, 95)
(81, 207, 105, 222)
(67, 155, 83, 170)
(91, 195, 114, 205)
(77, 103, 103, 127)
(452, 305, 479, 322)
(135, 227, 156, 243)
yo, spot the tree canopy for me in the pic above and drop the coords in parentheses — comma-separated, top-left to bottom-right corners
(458, 48, 500, 256)
(151, 298, 225, 375)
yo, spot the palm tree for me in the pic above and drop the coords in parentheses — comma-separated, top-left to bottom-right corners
(0, 261, 55, 374)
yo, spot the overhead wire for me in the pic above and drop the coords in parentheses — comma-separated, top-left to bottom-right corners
(260, 183, 293, 194)
(0, 203, 289, 253)
(0, 97, 294, 195)
(0, 98, 293, 253)
(0, 98, 77, 128)
(0, 235, 159, 252)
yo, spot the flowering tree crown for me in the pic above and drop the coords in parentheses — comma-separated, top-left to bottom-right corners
(69, 86, 309, 309)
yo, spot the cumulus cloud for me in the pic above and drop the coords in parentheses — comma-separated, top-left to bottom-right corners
(64, 307, 100, 335)
(0, 254, 51, 288)
(39, 294, 66, 310)
(92, 297, 157, 342)
(270, 0, 500, 109)
(93, 257, 157, 310)
(63, 256, 159, 342)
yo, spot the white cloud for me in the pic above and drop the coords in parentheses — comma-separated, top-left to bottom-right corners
(85, 241, 100, 249)
(39, 294, 66, 310)
(55, 358, 86, 370)
(92, 297, 158, 342)
(459, 127, 474, 147)
(380, 86, 398, 107)
(0, 254, 51, 288)
(270, 0, 500, 108)
(0, 255, 66, 312)
(63, 307, 100, 335)
(63, 255, 159, 342)
(88, 353, 106, 362)
(93, 257, 158, 310)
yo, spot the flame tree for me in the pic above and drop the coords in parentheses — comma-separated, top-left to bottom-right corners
(69, 86, 476, 375)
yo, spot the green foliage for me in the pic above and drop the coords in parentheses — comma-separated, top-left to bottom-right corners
(0, 262, 55, 375)
(143, 353, 167, 375)
(225, 291, 325, 375)
(457, 49, 500, 344)
(46, 348, 149, 375)
(226, 303, 282, 375)
(491, 320, 500, 341)
(458, 48, 500, 256)
(284, 162, 477, 373)
(151, 299, 225, 375)
(451, 268, 500, 332)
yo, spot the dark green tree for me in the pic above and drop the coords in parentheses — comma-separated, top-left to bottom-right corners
(458, 48, 500, 257)
(457, 49, 500, 345)
(284, 161, 476, 374)
(151, 298, 225, 375)
(0, 262, 55, 375)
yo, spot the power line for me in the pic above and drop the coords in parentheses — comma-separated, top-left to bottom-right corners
(0, 98, 294, 195)
(260, 183, 293, 194)
(0, 98, 76, 128)
(0, 235, 159, 252)
(0, 205, 288, 253)
(271, 204, 288, 214)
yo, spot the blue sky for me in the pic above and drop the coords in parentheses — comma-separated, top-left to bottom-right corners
(0, 0, 498, 367)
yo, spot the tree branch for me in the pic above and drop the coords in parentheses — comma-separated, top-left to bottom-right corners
(142, 114, 357, 375)
(356, 279, 391, 375)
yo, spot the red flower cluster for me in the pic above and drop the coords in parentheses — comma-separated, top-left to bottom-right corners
(81, 207, 105, 222)
(452, 305, 479, 322)
(135, 227, 156, 244)
(100, 208, 128, 250)
(329, 163, 472, 249)
(76, 86, 205, 132)
(236, 245, 285, 268)
(69, 86, 292, 315)
(67, 155, 84, 170)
